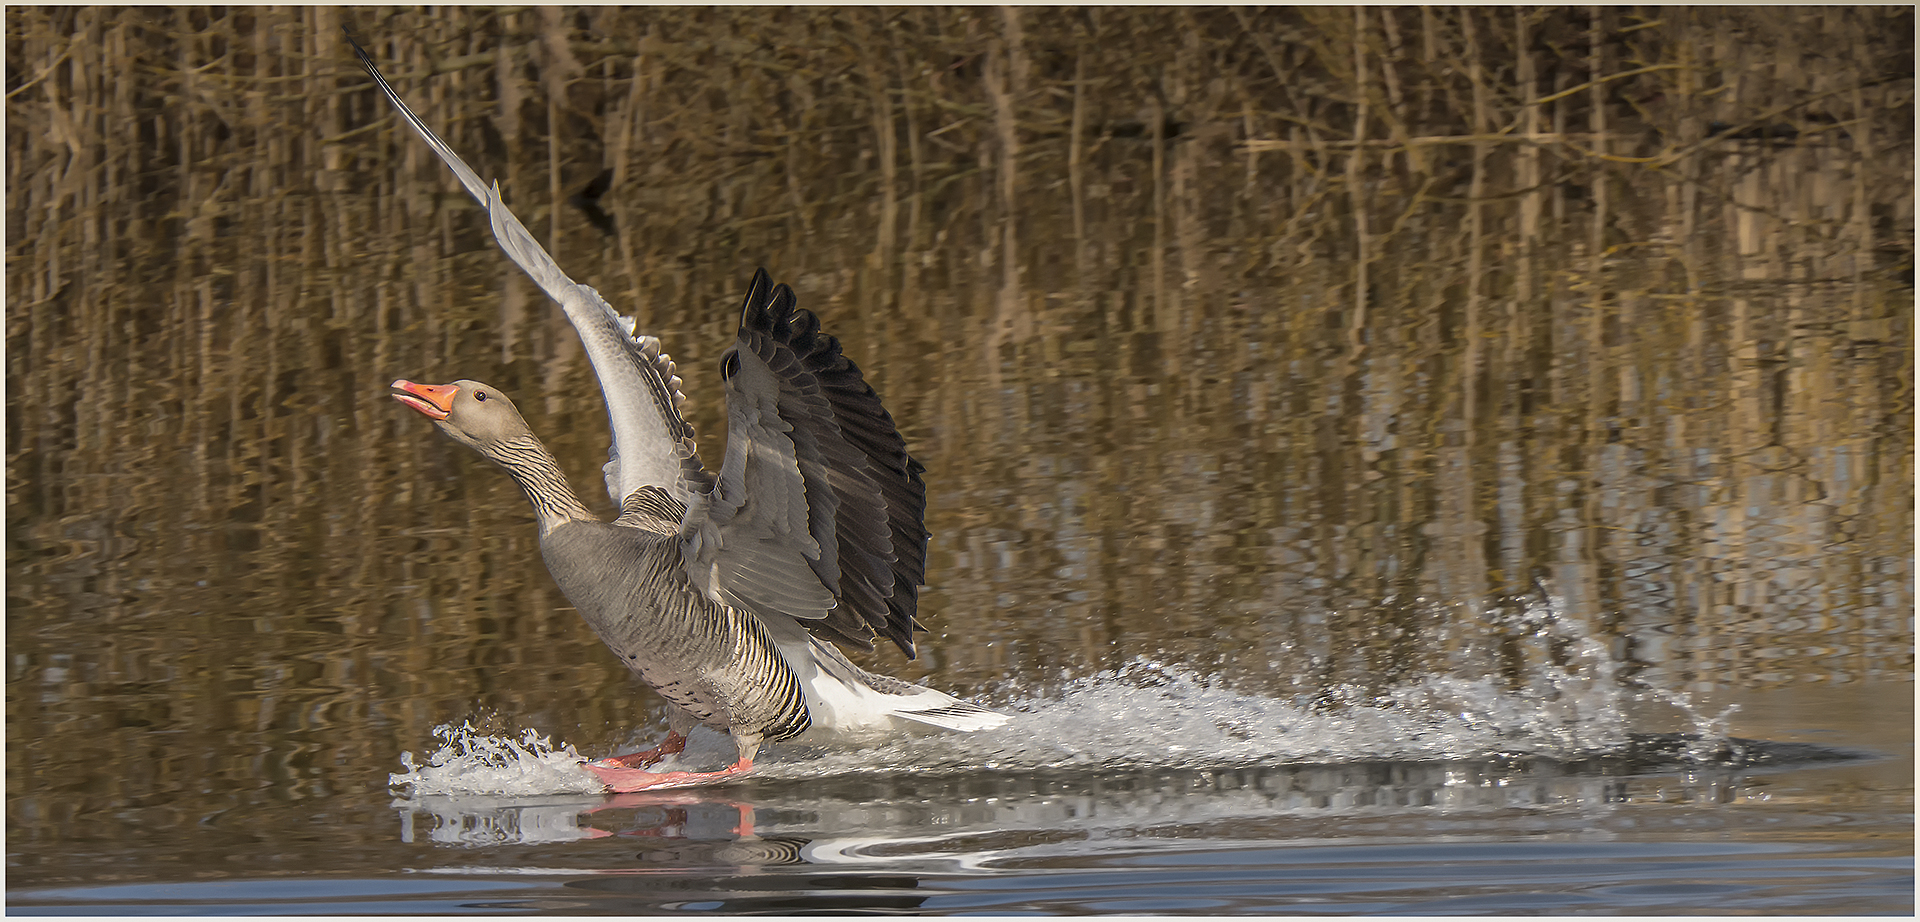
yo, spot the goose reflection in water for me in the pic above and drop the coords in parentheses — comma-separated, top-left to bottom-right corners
(393, 737, 1806, 848)
(397, 790, 932, 913)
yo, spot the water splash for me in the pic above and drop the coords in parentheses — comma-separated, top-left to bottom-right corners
(754, 651, 1632, 781)
(389, 723, 603, 796)
(1521, 583, 1745, 763)
(388, 589, 1741, 796)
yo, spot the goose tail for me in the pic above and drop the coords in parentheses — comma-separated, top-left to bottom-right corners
(886, 698, 1010, 733)
(774, 631, 1011, 740)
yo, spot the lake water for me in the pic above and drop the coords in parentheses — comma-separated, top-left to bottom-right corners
(7, 675, 1912, 914)
(6, 7, 1913, 915)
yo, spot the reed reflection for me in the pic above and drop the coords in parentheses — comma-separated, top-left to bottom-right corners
(6, 7, 1911, 886)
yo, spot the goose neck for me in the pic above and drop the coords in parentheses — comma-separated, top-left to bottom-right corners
(486, 435, 594, 531)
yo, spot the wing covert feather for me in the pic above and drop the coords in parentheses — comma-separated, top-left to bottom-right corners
(348, 33, 704, 506)
(680, 271, 928, 658)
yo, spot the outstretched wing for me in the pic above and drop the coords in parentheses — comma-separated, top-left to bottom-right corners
(679, 271, 929, 658)
(347, 32, 705, 507)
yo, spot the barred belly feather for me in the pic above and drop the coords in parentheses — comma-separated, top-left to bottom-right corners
(540, 516, 812, 744)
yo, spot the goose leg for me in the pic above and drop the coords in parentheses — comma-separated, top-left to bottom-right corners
(582, 755, 754, 793)
(590, 731, 686, 769)
(583, 732, 763, 793)
(585, 710, 697, 770)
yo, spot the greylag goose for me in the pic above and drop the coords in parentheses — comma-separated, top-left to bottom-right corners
(353, 36, 1008, 792)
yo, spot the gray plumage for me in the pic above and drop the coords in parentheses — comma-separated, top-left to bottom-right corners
(546, 490, 812, 753)
(359, 33, 1007, 789)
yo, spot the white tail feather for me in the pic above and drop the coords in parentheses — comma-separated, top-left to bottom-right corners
(890, 700, 1011, 733)
(769, 628, 1009, 741)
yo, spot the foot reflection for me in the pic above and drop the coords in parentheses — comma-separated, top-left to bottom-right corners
(591, 791, 762, 839)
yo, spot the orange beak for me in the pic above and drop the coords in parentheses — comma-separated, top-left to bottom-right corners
(390, 379, 459, 420)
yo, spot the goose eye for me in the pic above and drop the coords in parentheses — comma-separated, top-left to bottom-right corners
(474, 391, 488, 402)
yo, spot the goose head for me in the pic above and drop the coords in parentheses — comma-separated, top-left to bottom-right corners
(391, 378, 592, 530)
(390, 378, 536, 460)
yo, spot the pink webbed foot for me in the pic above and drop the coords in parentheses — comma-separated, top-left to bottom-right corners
(591, 731, 687, 770)
(582, 758, 754, 793)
